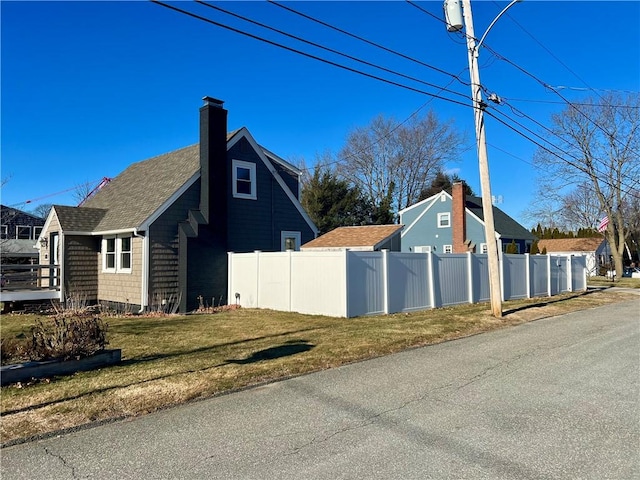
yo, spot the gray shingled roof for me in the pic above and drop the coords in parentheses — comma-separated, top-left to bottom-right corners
(53, 205, 107, 232)
(301, 225, 403, 250)
(465, 196, 536, 241)
(52, 130, 289, 233)
(78, 144, 200, 232)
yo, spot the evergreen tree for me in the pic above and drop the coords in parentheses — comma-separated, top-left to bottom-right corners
(530, 241, 540, 254)
(505, 240, 519, 254)
(418, 171, 474, 201)
(301, 165, 369, 234)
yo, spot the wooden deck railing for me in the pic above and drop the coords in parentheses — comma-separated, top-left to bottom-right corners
(0, 264, 61, 292)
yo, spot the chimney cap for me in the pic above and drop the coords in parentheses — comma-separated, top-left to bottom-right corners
(202, 96, 224, 108)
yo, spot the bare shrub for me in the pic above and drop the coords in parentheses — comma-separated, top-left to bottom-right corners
(30, 316, 109, 361)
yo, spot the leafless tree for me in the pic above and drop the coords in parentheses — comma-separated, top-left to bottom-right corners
(31, 203, 53, 220)
(337, 111, 466, 214)
(72, 181, 95, 205)
(559, 182, 603, 232)
(533, 93, 640, 277)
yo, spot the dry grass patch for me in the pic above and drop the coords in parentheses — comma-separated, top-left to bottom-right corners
(1, 288, 636, 446)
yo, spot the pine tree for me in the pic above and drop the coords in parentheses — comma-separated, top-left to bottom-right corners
(506, 240, 519, 254)
(301, 165, 369, 234)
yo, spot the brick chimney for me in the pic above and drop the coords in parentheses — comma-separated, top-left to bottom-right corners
(452, 181, 467, 253)
(199, 96, 228, 226)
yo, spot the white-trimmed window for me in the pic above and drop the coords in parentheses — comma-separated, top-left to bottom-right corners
(281, 231, 301, 251)
(1, 225, 7, 239)
(443, 244, 453, 253)
(104, 237, 116, 272)
(232, 160, 257, 200)
(414, 245, 432, 253)
(119, 236, 132, 271)
(480, 243, 488, 254)
(16, 225, 32, 239)
(34, 226, 43, 239)
(102, 235, 132, 273)
(437, 212, 450, 228)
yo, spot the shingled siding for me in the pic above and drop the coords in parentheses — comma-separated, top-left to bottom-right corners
(64, 235, 99, 302)
(148, 182, 201, 307)
(96, 236, 143, 307)
(185, 229, 227, 311)
(227, 139, 314, 252)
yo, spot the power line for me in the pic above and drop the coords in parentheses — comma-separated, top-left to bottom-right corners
(154, 0, 638, 200)
(495, 0, 607, 104)
(196, 1, 470, 101)
(269, 0, 469, 84)
(407, 0, 640, 159)
(487, 103, 640, 197)
(501, 97, 640, 108)
(481, 42, 640, 159)
(152, 1, 472, 109)
(484, 109, 640, 201)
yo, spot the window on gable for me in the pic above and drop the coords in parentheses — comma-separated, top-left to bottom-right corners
(103, 235, 132, 273)
(16, 225, 31, 240)
(1, 225, 7, 239)
(232, 160, 257, 200)
(437, 212, 450, 228)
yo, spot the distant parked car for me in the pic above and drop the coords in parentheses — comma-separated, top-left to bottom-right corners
(622, 266, 640, 278)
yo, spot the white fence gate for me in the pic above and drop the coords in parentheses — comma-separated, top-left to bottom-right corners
(228, 251, 587, 318)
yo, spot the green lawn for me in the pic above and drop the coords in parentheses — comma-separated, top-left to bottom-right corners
(0, 288, 634, 446)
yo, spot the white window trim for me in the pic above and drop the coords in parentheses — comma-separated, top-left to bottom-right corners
(102, 235, 132, 274)
(1, 225, 7, 239)
(103, 237, 117, 273)
(437, 212, 451, 228)
(480, 243, 488, 254)
(281, 231, 301, 251)
(34, 226, 43, 239)
(232, 159, 257, 200)
(414, 245, 432, 253)
(443, 244, 453, 254)
(118, 236, 132, 273)
(16, 225, 32, 240)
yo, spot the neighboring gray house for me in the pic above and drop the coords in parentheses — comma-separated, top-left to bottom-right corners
(1, 205, 46, 264)
(38, 97, 317, 312)
(399, 182, 535, 255)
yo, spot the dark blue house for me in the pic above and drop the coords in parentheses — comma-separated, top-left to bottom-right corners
(39, 97, 317, 312)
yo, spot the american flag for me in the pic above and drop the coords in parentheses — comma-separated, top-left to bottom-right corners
(598, 216, 609, 233)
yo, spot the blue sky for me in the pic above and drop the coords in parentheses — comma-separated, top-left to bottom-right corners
(2, 1, 638, 227)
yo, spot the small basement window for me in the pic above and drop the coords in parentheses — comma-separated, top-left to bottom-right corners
(281, 231, 301, 251)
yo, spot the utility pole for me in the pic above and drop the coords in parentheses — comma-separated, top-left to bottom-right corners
(444, 0, 520, 318)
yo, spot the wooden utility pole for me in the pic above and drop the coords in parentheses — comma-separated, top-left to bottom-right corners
(460, 0, 506, 318)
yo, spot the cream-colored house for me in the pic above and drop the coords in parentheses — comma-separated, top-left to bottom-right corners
(537, 237, 607, 276)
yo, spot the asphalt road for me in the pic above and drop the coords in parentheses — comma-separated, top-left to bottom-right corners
(2, 299, 639, 479)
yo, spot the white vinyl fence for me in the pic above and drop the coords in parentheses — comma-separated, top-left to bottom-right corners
(228, 251, 587, 318)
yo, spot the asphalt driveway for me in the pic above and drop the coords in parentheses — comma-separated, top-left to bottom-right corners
(2, 298, 639, 479)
